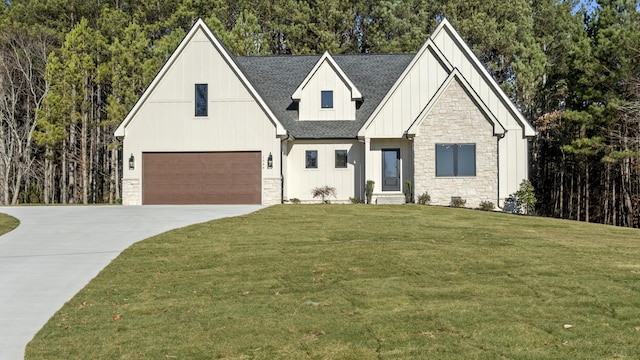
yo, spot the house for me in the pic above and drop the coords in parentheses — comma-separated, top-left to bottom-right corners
(114, 18, 535, 207)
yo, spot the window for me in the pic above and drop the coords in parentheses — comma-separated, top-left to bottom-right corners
(195, 84, 208, 116)
(305, 150, 318, 169)
(335, 150, 347, 168)
(321, 90, 333, 109)
(436, 144, 476, 176)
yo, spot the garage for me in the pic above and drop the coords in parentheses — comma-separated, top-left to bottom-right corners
(142, 152, 262, 204)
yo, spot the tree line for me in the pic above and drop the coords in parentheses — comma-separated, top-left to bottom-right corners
(0, 0, 638, 227)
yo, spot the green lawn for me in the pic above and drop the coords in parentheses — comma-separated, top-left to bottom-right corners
(26, 205, 640, 359)
(0, 213, 19, 236)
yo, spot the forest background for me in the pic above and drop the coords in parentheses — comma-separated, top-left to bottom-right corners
(0, 0, 639, 228)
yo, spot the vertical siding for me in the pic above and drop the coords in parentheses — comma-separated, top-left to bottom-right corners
(364, 46, 449, 138)
(285, 140, 364, 202)
(298, 60, 356, 121)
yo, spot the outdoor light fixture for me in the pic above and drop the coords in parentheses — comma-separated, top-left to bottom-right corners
(128, 154, 135, 170)
(267, 153, 273, 169)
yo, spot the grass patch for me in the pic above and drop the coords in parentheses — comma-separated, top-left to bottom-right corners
(0, 212, 19, 236)
(26, 205, 640, 359)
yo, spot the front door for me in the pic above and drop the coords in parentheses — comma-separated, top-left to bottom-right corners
(382, 149, 400, 191)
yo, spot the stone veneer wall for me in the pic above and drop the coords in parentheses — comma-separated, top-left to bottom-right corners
(413, 78, 498, 207)
(122, 178, 141, 205)
(263, 177, 282, 206)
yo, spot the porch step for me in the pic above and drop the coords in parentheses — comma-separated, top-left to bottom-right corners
(376, 195, 406, 205)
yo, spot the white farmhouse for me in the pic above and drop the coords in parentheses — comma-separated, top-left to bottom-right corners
(115, 18, 535, 207)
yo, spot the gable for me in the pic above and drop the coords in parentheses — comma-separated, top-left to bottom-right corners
(358, 41, 452, 138)
(114, 19, 286, 138)
(430, 19, 535, 137)
(359, 18, 535, 140)
(291, 52, 362, 121)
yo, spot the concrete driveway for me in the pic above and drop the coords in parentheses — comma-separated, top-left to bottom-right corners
(0, 205, 262, 360)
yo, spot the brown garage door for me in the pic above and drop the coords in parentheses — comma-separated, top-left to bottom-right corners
(142, 152, 261, 204)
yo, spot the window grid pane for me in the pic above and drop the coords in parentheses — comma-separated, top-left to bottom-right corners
(457, 144, 476, 176)
(335, 150, 347, 168)
(306, 150, 318, 169)
(436, 144, 455, 176)
(195, 84, 208, 116)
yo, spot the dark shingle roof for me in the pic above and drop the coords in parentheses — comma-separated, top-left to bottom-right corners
(235, 53, 415, 138)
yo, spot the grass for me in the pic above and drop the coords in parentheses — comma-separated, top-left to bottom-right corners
(0, 213, 19, 236)
(26, 205, 640, 359)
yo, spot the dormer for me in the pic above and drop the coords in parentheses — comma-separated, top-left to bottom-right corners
(292, 52, 362, 121)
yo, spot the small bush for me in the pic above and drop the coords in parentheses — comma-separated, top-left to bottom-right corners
(349, 197, 361, 204)
(479, 201, 495, 211)
(417, 192, 431, 205)
(366, 180, 375, 204)
(290, 198, 301, 204)
(450, 197, 466, 208)
(312, 185, 337, 204)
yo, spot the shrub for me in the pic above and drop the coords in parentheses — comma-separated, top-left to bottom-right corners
(312, 185, 337, 204)
(417, 192, 431, 205)
(479, 201, 495, 211)
(450, 197, 466, 208)
(404, 180, 412, 203)
(290, 198, 301, 204)
(366, 180, 375, 204)
(349, 197, 361, 204)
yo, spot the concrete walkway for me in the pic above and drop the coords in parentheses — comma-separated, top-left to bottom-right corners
(0, 205, 262, 360)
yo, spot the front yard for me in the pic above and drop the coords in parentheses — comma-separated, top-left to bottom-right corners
(27, 205, 640, 359)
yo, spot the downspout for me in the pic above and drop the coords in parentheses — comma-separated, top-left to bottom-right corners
(496, 131, 507, 210)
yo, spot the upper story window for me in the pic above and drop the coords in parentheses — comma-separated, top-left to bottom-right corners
(436, 144, 476, 177)
(195, 84, 208, 117)
(321, 91, 333, 109)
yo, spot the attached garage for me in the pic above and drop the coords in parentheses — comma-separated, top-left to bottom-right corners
(142, 152, 262, 204)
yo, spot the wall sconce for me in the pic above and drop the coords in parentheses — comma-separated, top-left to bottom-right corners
(128, 154, 135, 170)
(267, 153, 273, 169)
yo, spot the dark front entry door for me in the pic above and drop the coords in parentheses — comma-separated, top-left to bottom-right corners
(382, 149, 400, 191)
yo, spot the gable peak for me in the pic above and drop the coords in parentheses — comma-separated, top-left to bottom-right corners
(292, 51, 362, 101)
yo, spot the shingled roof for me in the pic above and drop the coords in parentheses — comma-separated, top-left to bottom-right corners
(235, 54, 415, 139)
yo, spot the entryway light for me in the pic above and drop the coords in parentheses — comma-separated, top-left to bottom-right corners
(267, 153, 273, 169)
(128, 154, 135, 170)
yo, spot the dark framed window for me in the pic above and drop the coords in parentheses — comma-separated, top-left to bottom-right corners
(436, 144, 476, 177)
(305, 150, 318, 169)
(321, 90, 333, 108)
(335, 150, 347, 168)
(195, 84, 208, 116)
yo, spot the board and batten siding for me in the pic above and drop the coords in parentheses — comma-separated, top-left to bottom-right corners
(285, 140, 364, 202)
(431, 25, 531, 202)
(297, 59, 356, 121)
(121, 27, 281, 205)
(362, 45, 449, 138)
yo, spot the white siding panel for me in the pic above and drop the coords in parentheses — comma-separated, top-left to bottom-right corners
(285, 141, 364, 202)
(364, 48, 449, 138)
